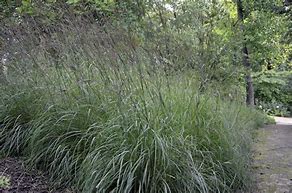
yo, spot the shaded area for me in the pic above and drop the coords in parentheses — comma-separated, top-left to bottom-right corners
(0, 158, 49, 193)
(253, 118, 292, 193)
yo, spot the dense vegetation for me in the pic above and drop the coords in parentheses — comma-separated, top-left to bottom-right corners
(0, 0, 290, 192)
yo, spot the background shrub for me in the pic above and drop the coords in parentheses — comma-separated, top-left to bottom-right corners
(254, 70, 292, 116)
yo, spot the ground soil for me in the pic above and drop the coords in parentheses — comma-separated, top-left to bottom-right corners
(253, 117, 292, 193)
(0, 157, 50, 193)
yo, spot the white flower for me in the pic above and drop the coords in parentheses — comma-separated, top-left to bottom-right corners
(1, 58, 7, 63)
(276, 106, 279, 109)
(259, 105, 262, 109)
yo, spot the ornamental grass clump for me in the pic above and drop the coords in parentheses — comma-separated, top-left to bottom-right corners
(0, 17, 267, 193)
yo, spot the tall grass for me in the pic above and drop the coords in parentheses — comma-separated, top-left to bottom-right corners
(0, 17, 267, 192)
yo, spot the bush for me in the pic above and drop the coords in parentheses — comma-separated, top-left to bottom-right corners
(254, 70, 292, 116)
(257, 100, 290, 117)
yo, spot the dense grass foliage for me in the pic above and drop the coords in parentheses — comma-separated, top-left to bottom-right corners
(0, 18, 269, 193)
(0, 69, 266, 193)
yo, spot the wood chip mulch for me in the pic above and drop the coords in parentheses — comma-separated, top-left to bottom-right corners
(0, 157, 50, 193)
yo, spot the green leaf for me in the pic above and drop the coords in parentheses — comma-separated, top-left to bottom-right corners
(66, 0, 80, 5)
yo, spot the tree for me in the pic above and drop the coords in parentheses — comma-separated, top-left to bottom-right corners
(236, 0, 255, 106)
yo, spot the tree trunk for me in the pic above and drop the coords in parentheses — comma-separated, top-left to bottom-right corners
(236, 0, 255, 106)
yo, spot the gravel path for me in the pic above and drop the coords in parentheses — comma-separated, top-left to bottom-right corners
(253, 117, 292, 193)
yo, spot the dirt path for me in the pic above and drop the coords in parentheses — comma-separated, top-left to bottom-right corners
(253, 117, 292, 193)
